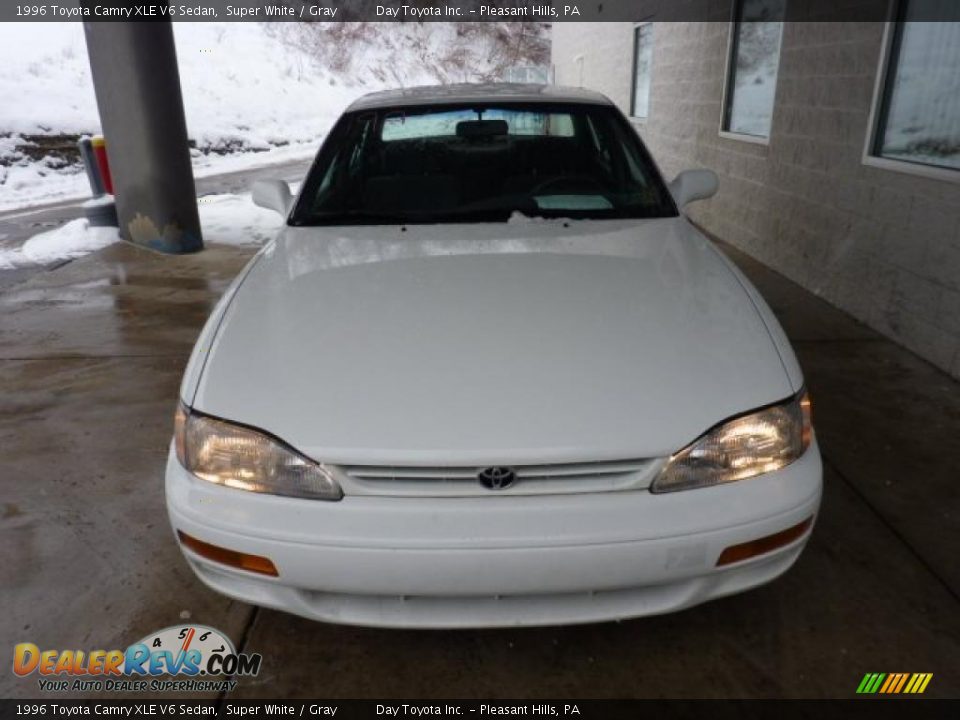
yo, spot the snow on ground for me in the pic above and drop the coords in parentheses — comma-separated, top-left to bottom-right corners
(0, 23, 368, 141)
(0, 22, 545, 212)
(0, 219, 119, 269)
(173, 23, 366, 150)
(0, 23, 411, 212)
(197, 191, 289, 247)
(0, 187, 297, 269)
(0, 24, 96, 136)
(0, 22, 546, 212)
(0, 140, 316, 214)
(191, 141, 317, 178)
(0, 161, 91, 213)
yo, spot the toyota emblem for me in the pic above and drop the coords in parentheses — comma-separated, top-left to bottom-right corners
(478, 466, 516, 490)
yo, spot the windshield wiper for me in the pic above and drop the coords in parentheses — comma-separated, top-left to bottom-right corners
(292, 210, 415, 226)
(293, 204, 671, 227)
(297, 207, 520, 226)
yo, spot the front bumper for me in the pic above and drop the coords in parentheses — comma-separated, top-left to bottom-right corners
(166, 442, 822, 628)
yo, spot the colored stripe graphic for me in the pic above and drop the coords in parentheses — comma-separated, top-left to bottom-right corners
(906, 673, 933, 693)
(857, 672, 932, 694)
(893, 673, 909, 693)
(857, 673, 877, 694)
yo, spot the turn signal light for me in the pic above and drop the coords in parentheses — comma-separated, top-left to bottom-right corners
(177, 531, 279, 577)
(716, 517, 814, 566)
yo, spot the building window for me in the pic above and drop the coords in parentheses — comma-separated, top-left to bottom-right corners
(869, 1, 960, 173)
(722, 0, 787, 139)
(630, 23, 654, 119)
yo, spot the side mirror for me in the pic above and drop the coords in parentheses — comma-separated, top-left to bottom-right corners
(668, 169, 718, 209)
(251, 179, 292, 216)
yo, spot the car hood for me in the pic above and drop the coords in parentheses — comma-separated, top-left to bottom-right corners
(191, 218, 794, 464)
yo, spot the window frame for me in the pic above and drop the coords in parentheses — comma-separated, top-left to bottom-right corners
(862, 5, 960, 184)
(288, 101, 681, 226)
(718, 0, 786, 145)
(629, 22, 654, 123)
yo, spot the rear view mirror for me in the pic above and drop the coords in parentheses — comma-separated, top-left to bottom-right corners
(251, 179, 293, 216)
(456, 119, 509, 139)
(669, 169, 718, 209)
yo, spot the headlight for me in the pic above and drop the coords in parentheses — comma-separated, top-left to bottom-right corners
(651, 390, 812, 493)
(173, 404, 343, 500)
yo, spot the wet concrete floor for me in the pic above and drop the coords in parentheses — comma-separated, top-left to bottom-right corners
(1, 238, 958, 699)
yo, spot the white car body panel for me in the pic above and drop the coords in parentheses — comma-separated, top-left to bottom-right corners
(706, 243, 805, 392)
(190, 218, 794, 466)
(168, 85, 822, 627)
(167, 441, 821, 628)
(178, 251, 264, 405)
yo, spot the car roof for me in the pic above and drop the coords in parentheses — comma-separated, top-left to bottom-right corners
(345, 83, 614, 112)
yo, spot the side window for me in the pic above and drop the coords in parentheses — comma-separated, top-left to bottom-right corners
(721, 0, 787, 140)
(630, 23, 654, 120)
(867, 1, 960, 175)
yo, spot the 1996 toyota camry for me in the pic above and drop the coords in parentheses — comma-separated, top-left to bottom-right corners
(167, 84, 822, 628)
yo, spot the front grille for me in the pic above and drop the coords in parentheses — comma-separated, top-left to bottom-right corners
(340, 458, 659, 496)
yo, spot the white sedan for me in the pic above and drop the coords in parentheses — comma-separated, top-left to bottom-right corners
(167, 84, 821, 628)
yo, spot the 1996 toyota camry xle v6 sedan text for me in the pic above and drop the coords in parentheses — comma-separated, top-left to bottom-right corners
(167, 84, 822, 628)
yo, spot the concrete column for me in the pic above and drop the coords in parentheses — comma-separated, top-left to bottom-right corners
(83, 20, 203, 253)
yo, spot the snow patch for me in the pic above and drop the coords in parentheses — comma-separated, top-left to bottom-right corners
(2, 189, 295, 269)
(0, 23, 375, 212)
(0, 219, 119, 269)
(197, 192, 287, 246)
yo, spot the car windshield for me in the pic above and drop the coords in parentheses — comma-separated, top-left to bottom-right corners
(290, 102, 677, 225)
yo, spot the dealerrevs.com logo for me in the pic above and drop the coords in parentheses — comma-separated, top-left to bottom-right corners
(13, 625, 261, 693)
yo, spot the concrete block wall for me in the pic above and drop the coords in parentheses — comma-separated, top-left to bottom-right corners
(552, 22, 960, 379)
